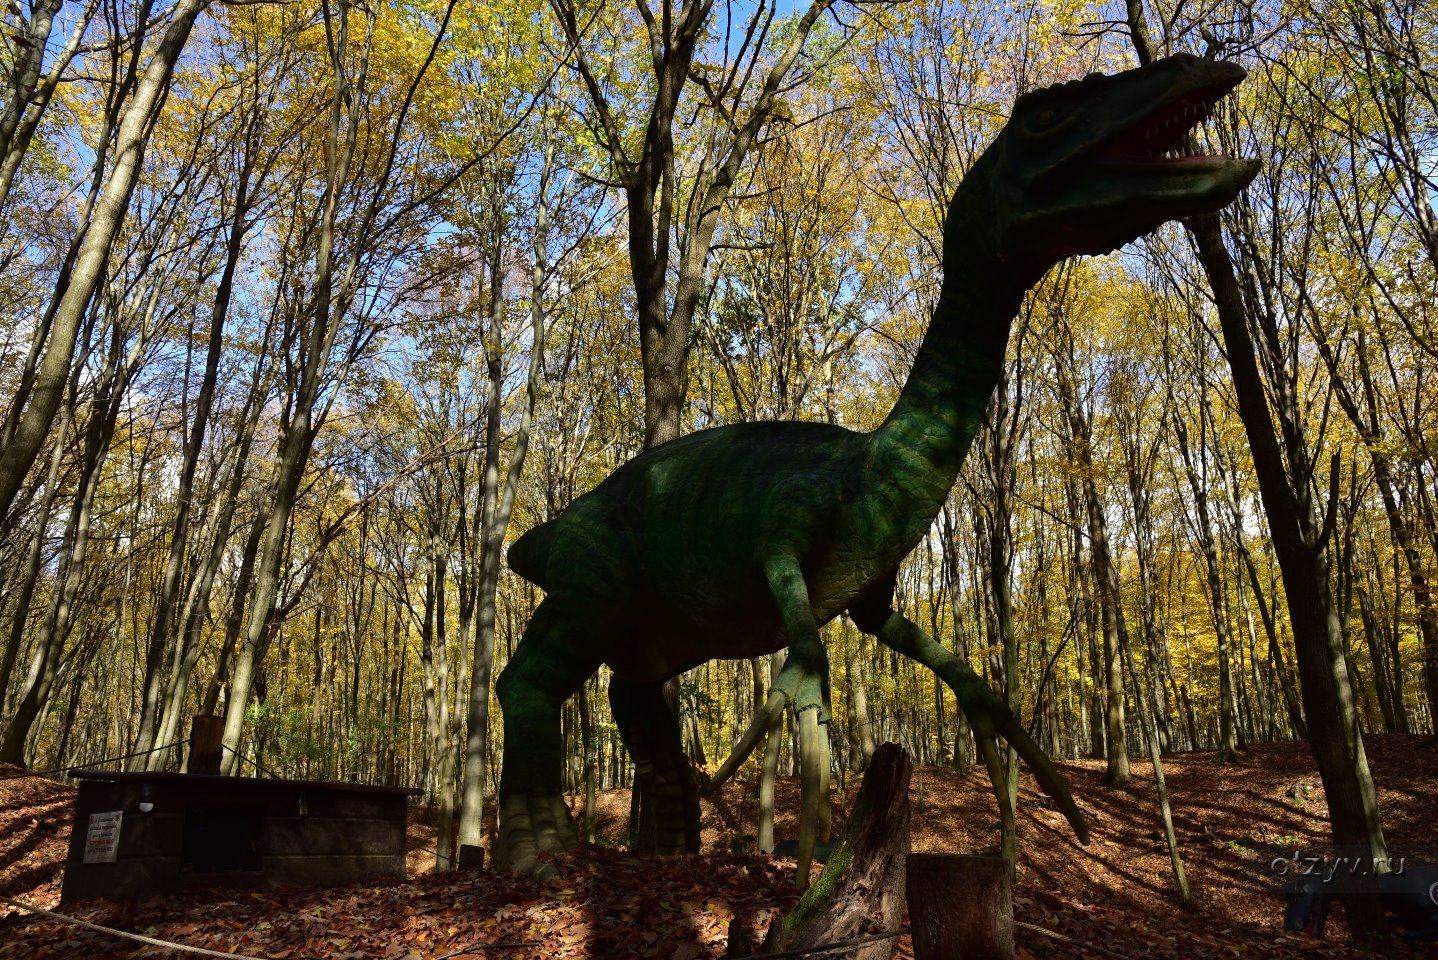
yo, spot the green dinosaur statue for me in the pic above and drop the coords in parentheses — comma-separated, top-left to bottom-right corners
(494, 52, 1260, 880)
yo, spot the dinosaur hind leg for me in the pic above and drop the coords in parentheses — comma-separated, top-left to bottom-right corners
(495, 598, 601, 879)
(609, 676, 701, 855)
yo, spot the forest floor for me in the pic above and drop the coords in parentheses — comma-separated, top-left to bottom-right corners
(2, 735, 1435, 958)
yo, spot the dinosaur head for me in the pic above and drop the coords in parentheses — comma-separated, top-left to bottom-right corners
(974, 53, 1262, 271)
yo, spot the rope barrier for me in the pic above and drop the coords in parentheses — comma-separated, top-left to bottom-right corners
(0, 895, 307, 960)
(733, 927, 908, 959)
(1016, 918, 1131, 959)
(432, 938, 544, 958)
(0, 741, 178, 782)
(3, 890, 1129, 960)
(221, 742, 279, 779)
(409, 842, 460, 868)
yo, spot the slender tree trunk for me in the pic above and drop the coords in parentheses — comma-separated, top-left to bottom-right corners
(458, 160, 549, 852)
(1051, 303, 1128, 784)
(757, 650, 787, 853)
(149, 373, 268, 770)
(1187, 208, 1394, 951)
(0, 397, 71, 713)
(0, 0, 98, 218)
(0, 0, 209, 521)
(220, 0, 376, 766)
(939, 504, 974, 775)
(0, 349, 125, 763)
(976, 367, 1022, 868)
(1114, 28, 1388, 946)
(132, 158, 256, 764)
(1172, 406, 1243, 759)
(1118, 402, 1171, 749)
(1118, 604, 1190, 905)
(1313, 327, 1436, 731)
(201, 513, 264, 717)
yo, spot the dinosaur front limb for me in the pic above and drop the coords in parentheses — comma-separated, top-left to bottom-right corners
(704, 656, 834, 854)
(797, 707, 829, 878)
(766, 554, 835, 889)
(703, 688, 786, 792)
(872, 610, 1090, 845)
(705, 664, 836, 889)
(705, 554, 836, 886)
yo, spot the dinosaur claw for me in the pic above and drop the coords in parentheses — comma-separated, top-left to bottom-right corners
(706, 646, 835, 795)
(771, 649, 831, 725)
(951, 667, 1090, 845)
(704, 690, 787, 794)
(997, 710, 1090, 845)
(796, 708, 825, 891)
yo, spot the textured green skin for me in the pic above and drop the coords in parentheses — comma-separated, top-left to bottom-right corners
(494, 53, 1260, 873)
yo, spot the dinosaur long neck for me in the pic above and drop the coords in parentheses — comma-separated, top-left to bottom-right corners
(870, 169, 1035, 527)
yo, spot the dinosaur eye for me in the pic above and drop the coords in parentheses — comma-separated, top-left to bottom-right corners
(1034, 107, 1061, 127)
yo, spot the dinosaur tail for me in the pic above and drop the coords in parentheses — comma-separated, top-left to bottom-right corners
(507, 519, 556, 588)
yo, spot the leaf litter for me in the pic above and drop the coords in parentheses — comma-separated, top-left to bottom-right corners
(2, 735, 1434, 958)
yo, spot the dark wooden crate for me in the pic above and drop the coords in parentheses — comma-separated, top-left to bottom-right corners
(61, 770, 421, 903)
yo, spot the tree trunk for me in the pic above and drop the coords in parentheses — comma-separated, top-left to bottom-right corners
(132, 153, 256, 765)
(761, 742, 910, 960)
(458, 160, 548, 853)
(1117, 601, 1190, 905)
(1171, 404, 1243, 759)
(1187, 206, 1393, 953)
(0, 397, 71, 714)
(757, 651, 786, 853)
(908, 854, 1012, 960)
(1051, 304, 1128, 784)
(219, 0, 375, 767)
(0, 0, 209, 521)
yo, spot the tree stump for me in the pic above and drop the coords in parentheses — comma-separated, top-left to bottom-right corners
(745, 742, 910, 960)
(907, 853, 1013, 960)
(186, 715, 223, 775)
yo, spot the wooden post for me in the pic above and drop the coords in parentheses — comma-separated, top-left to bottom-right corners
(187, 715, 224, 775)
(907, 853, 1013, 960)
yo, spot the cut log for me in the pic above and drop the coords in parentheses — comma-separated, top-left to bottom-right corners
(907, 853, 1014, 960)
(186, 716, 223, 775)
(777, 741, 911, 960)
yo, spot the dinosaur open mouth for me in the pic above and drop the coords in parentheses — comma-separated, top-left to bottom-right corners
(1095, 69, 1246, 170)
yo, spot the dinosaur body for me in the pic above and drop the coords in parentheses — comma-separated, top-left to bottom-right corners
(508, 409, 994, 681)
(494, 53, 1261, 879)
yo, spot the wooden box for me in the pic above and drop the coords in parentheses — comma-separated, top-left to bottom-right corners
(60, 770, 421, 902)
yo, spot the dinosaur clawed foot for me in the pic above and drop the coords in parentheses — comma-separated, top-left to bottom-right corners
(947, 665, 1091, 846)
(494, 792, 580, 881)
(769, 646, 832, 725)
